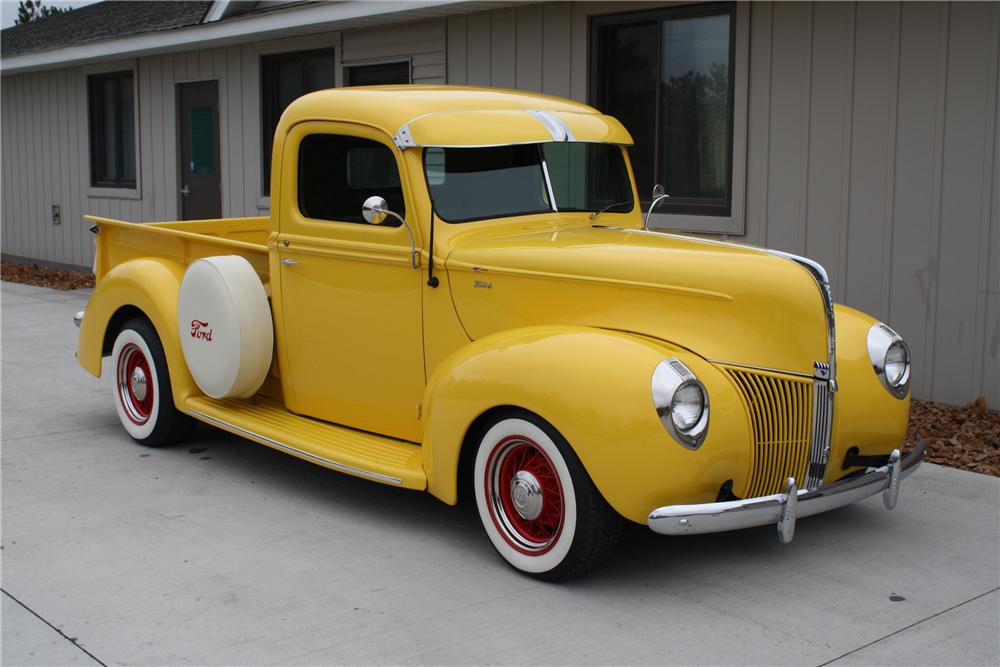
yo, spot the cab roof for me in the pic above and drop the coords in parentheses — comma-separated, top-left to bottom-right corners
(280, 85, 633, 148)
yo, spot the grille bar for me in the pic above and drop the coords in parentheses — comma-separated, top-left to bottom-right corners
(726, 368, 814, 497)
(807, 377, 833, 488)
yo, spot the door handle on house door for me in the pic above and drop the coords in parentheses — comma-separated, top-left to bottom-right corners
(180, 185, 191, 197)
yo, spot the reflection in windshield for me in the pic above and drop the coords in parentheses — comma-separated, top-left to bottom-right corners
(424, 143, 634, 223)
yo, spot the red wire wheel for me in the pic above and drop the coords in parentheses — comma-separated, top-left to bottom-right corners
(116, 342, 154, 425)
(484, 435, 565, 555)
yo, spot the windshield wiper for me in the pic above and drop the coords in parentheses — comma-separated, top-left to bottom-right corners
(588, 201, 632, 220)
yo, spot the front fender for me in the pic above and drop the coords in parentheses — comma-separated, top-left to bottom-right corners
(421, 326, 752, 524)
(77, 257, 197, 406)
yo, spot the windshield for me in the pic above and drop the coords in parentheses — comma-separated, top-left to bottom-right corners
(423, 143, 634, 223)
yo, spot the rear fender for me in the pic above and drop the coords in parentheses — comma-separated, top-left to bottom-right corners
(421, 326, 752, 523)
(77, 257, 198, 406)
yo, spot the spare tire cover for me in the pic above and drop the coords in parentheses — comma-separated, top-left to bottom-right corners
(178, 256, 273, 399)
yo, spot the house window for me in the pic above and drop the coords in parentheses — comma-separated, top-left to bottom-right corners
(88, 71, 136, 188)
(345, 61, 410, 86)
(261, 48, 335, 195)
(592, 3, 736, 217)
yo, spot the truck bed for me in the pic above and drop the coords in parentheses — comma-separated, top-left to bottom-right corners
(86, 215, 271, 281)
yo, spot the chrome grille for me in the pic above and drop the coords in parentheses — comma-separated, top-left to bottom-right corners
(725, 368, 815, 496)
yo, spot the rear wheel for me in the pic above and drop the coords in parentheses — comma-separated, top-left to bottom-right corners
(111, 318, 195, 447)
(473, 410, 622, 581)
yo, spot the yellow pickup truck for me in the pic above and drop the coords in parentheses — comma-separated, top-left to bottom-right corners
(76, 86, 922, 580)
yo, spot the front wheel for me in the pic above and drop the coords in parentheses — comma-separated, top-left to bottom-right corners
(111, 318, 195, 447)
(473, 410, 622, 581)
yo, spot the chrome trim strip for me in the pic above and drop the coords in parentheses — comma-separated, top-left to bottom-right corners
(527, 109, 576, 142)
(648, 441, 924, 540)
(867, 322, 911, 399)
(652, 358, 710, 450)
(187, 409, 404, 486)
(709, 360, 815, 380)
(393, 109, 608, 149)
(539, 157, 558, 211)
(808, 375, 833, 488)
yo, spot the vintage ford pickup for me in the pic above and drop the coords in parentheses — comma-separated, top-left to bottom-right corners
(76, 86, 922, 580)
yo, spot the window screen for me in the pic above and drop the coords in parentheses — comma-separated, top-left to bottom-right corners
(298, 135, 404, 226)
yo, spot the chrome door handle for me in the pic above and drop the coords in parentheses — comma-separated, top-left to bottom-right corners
(280, 258, 301, 266)
(180, 185, 191, 197)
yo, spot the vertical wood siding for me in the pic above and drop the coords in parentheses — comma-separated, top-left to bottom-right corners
(0, 18, 445, 267)
(740, 0, 999, 405)
(1, 3, 995, 405)
(446, 1, 998, 405)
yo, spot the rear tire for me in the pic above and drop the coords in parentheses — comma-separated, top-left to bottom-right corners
(111, 318, 195, 447)
(473, 409, 622, 581)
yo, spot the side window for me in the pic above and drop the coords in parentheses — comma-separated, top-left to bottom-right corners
(297, 134, 404, 226)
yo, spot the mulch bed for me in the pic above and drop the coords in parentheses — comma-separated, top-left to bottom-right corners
(1, 258, 94, 290)
(2, 259, 997, 476)
(905, 397, 999, 477)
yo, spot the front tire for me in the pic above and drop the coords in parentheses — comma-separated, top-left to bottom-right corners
(473, 410, 622, 581)
(111, 318, 195, 447)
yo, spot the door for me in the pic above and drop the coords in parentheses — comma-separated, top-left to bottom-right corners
(178, 81, 221, 220)
(274, 121, 425, 442)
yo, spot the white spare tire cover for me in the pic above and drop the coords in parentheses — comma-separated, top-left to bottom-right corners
(178, 256, 273, 399)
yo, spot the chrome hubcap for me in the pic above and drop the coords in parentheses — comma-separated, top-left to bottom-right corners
(130, 367, 148, 402)
(510, 470, 543, 521)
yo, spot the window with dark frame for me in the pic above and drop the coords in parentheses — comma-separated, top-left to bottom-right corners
(261, 48, 335, 195)
(88, 71, 136, 188)
(345, 61, 410, 87)
(592, 3, 736, 217)
(298, 134, 405, 226)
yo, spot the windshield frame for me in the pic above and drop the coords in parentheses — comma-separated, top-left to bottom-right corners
(422, 142, 635, 224)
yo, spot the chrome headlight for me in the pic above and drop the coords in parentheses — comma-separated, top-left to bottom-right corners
(652, 358, 709, 449)
(867, 323, 911, 398)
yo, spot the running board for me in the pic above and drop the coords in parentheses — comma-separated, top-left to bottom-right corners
(185, 396, 426, 490)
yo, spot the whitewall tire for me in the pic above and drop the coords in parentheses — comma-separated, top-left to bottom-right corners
(473, 410, 622, 581)
(111, 318, 195, 447)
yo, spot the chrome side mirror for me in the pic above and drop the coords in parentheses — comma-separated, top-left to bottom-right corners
(644, 184, 670, 230)
(361, 196, 419, 268)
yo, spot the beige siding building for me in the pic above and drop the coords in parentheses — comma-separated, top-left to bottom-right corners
(1, 1, 997, 406)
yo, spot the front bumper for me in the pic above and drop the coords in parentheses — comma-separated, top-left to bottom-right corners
(648, 441, 925, 543)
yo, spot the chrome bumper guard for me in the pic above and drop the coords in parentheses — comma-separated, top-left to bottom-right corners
(648, 441, 925, 543)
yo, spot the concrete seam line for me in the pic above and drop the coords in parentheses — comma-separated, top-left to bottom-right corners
(2, 589, 108, 667)
(818, 586, 1000, 666)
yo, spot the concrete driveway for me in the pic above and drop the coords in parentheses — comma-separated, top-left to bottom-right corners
(2, 280, 998, 666)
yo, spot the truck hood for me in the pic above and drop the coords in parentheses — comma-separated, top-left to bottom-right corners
(445, 224, 829, 376)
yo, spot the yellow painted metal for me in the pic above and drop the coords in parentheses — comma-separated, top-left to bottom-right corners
(827, 305, 911, 481)
(444, 223, 827, 377)
(185, 395, 425, 489)
(421, 326, 753, 523)
(76, 255, 197, 406)
(78, 87, 912, 528)
(399, 109, 632, 147)
(270, 121, 425, 442)
(280, 85, 629, 148)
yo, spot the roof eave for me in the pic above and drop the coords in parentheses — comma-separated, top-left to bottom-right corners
(1, 0, 502, 75)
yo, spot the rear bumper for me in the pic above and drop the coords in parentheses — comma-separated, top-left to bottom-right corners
(648, 441, 925, 543)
